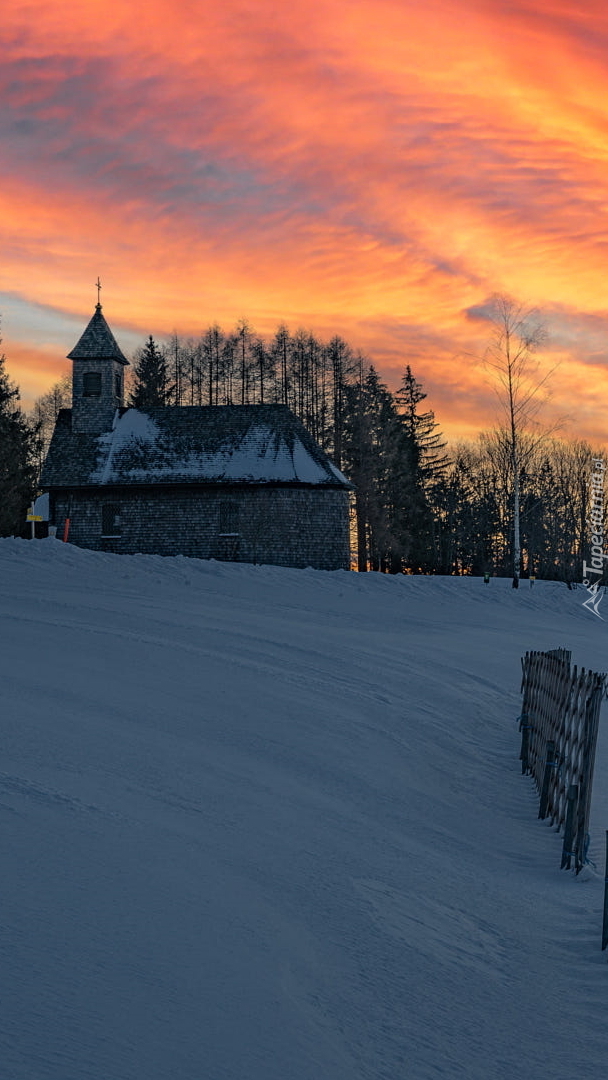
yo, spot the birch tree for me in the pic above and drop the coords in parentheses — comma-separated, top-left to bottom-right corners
(483, 295, 549, 587)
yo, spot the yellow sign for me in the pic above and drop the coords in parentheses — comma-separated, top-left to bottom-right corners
(27, 514, 43, 521)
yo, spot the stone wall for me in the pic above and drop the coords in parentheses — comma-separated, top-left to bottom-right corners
(50, 485, 351, 571)
(71, 358, 124, 435)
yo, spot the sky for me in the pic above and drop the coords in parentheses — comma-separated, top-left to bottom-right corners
(2, 0, 608, 444)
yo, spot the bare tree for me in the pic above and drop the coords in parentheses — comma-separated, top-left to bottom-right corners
(482, 294, 550, 587)
(30, 371, 72, 474)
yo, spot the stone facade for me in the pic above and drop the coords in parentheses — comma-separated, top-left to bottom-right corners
(71, 356, 126, 435)
(51, 485, 351, 569)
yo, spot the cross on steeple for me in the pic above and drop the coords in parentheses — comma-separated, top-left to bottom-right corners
(95, 277, 102, 309)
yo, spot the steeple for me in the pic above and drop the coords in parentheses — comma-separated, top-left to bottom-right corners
(67, 303, 129, 365)
(69, 300, 129, 435)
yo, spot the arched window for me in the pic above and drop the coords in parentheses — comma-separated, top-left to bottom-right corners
(83, 372, 102, 397)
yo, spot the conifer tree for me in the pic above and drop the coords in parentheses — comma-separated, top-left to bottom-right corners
(393, 366, 447, 571)
(270, 325, 291, 407)
(396, 366, 447, 485)
(343, 366, 402, 571)
(129, 336, 174, 408)
(0, 344, 38, 535)
(326, 336, 356, 470)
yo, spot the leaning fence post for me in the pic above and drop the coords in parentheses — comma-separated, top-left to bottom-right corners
(519, 715, 531, 774)
(539, 740, 556, 820)
(561, 785, 578, 869)
(602, 832, 608, 951)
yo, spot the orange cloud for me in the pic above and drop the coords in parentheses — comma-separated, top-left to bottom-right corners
(1, 0, 608, 444)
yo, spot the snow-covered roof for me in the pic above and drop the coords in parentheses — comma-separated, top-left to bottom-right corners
(41, 404, 353, 489)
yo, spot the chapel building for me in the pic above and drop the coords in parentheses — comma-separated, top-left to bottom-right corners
(41, 304, 353, 570)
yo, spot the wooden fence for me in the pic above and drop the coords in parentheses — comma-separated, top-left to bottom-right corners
(520, 649, 605, 873)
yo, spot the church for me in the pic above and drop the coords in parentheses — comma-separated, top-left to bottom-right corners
(41, 303, 353, 570)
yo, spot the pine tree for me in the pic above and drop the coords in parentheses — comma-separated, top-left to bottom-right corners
(0, 345, 38, 535)
(129, 336, 174, 408)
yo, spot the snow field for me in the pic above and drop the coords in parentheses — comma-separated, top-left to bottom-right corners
(1, 538, 607, 1079)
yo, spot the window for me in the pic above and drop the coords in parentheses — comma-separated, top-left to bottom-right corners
(219, 500, 239, 535)
(83, 372, 102, 397)
(101, 503, 122, 537)
(114, 372, 122, 398)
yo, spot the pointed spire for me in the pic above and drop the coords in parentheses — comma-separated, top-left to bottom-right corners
(67, 303, 129, 365)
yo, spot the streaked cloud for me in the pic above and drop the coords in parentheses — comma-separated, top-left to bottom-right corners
(1, 0, 608, 445)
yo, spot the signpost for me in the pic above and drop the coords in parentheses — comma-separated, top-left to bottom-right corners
(26, 508, 43, 539)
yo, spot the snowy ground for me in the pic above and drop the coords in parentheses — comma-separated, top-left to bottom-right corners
(1, 537, 608, 1080)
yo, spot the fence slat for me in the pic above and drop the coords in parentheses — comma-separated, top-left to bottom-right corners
(561, 785, 578, 870)
(539, 740, 556, 820)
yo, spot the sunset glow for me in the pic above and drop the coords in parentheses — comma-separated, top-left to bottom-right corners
(3, 0, 608, 443)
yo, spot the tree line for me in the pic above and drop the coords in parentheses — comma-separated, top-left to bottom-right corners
(123, 316, 605, 579)
(5, 304, 607, 582)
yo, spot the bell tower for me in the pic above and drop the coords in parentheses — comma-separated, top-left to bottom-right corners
(69, 286, 129, 435)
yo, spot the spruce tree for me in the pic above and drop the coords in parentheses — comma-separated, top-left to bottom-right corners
(393, 367, 447, 571)
(396, 366, 447, 485)
(129, 336, 174, 408)
(343, 366, 402, 571)
(0, 345, 38, 535)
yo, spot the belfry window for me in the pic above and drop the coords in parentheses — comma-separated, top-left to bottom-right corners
(83, 372, 102, 397)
